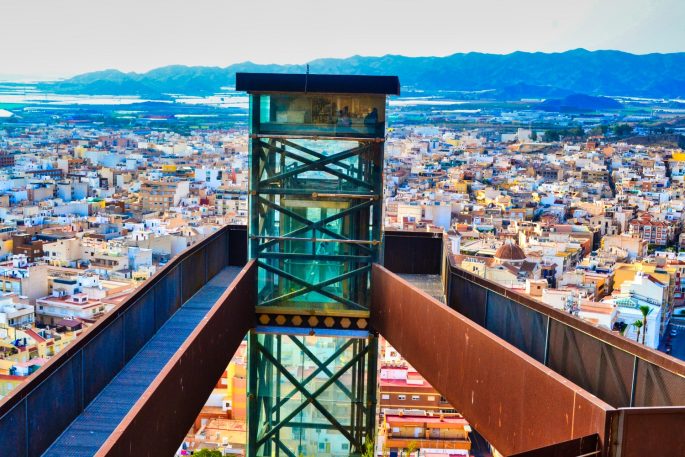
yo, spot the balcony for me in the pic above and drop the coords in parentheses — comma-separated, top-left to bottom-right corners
(384, 437, 471, 451)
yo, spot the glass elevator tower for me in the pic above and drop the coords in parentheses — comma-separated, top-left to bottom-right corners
(237, 73, 399, 456)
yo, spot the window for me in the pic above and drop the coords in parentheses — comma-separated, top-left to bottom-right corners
(397, 395, 406, 401)
(428, 396, 435, 402)
(381, 394, 390, 400)
(412, 395, 420, 401)
(256, 93, 386, 137)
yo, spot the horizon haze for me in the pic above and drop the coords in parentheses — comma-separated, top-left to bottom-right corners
(1, 0, 685, 80)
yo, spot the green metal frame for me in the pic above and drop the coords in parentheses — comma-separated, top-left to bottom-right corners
(250, 135, 383, 313)
(248, 333, 378, 456)
(246, 91, 386, 456)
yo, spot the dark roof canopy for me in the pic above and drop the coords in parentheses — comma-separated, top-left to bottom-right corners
(235, 73, 400, 96)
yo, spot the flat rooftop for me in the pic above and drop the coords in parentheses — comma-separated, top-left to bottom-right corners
(235, 72, 400, 95)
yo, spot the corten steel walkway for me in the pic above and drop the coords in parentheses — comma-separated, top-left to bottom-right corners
(0, 228, 684, 456)
(44, 267, 242, 456)
(0, 226, 254, 457)
(379, 230, 685, 456)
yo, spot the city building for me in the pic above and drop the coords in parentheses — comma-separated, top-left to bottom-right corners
(381, 414, 471, 456)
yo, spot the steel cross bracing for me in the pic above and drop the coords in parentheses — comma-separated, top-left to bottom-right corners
(256, 197, 375, 252)
(248, 333, 377, 456)
(256, 260, 371, 310)
(246, 86, 386, 457)
(257, 140, 374, 190)
(250, 137, 382, 313)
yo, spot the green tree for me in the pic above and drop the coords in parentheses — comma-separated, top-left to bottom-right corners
(192, 449, 222, 457)
(639, 305, 652, 345)
(632, 320, 643, 343)
(405, 440, 419, 456)
(543, 130, 560, 142)
(361, 437, 375, 457)
(530, 130, 538, 141)
(612, 123, 633, 137)
(590, 125, 609, 136)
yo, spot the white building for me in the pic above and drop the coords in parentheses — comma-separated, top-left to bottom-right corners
(0, 297, 35, 328)
(607, 272, 664, 348)
(36, 292, 111, 326)
(194, 167, 225, 189)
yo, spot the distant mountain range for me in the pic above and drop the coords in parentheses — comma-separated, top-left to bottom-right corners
(540, 93, 624, 111)
(38, 49, 685, 100)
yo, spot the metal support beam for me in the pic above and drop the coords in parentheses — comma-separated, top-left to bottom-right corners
(248, 335, 375, 456)
(246, 86, 387, 456)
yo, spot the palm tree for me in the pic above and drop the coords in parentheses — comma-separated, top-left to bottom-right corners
(406, 441, 418, 457)
(616, 321, 628, 336)
(632, 320, 644, 343)
(638, 305, 652, 345)
(361, 437, 375, 457)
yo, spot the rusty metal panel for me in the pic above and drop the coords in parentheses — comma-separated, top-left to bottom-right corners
(632, 359, 685, 407)
(0, 226, 244, 456)
(181, 248, 207, 302)
(510, 434, 599, 457)
(44, 268, 244, 456)
(154, 265, 181, 331)
(27, 353, 82, 457)
(485, 290, 548, 363)
(447, 269, 487, 325)
(371, 264, 612, 455)
(207, 231, 228, 278)
(96, 261, 257, 457)
(383, 230, 443, 274)
(123, 290, 155, 363)
(616, 407, 685, 456)
(547, 320, 634, 408)
(83, 316, 125, 406)
(448, 262, 685, 410)
(448, 262, 685, 381)
(0, 401, 26, 457)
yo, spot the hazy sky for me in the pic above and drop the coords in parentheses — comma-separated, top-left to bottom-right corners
(1, 0, 684, 79)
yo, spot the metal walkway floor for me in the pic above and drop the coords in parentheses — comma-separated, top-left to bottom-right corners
(43, 267, 242, 457)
